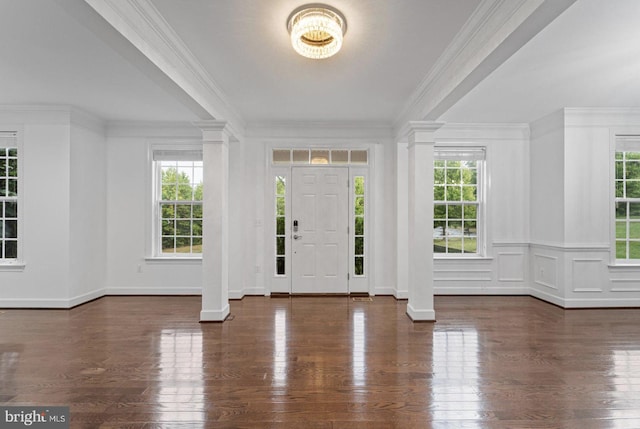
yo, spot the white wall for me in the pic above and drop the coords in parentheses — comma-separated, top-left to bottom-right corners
(228, 137, 248, 298)
(69, 117, 107, 305)
(530, 111, 565, 246)
(6, 108, 640, 309)
(430, 124, 531, 295)
(105, 126, 203, 295)
(245, 124, 395, 297)
(529, 108, 640, 307)
(242, 138, 265, 296)
(0, 108, 106, 307)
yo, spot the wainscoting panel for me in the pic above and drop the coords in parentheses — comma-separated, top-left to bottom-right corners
(572, 258, 604, 292)
(498, 252, 525, 282)
(533, 254, 558, 290)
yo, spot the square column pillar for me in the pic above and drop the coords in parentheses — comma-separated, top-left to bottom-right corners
(405, 121, 443, 321)
(196, 120, 231, 322)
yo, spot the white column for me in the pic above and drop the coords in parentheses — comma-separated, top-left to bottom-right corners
(405, 121, 443, 321)
(196, 120, 231, 322)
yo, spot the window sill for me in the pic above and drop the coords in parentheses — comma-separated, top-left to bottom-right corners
(145, 257, 202, 265)
(608, 263, 640, 270)
(434, 256, 493, 261)
(0, 262, 26, 272)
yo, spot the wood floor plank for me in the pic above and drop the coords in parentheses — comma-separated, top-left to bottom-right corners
(2, 295, 640, 427)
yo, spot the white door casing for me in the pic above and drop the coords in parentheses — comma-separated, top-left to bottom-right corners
(291, 167, 349, 293)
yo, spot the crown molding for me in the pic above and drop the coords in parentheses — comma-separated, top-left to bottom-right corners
(564, 108, 640, 128)
(69, 107, 106, 135)
(245, 121, 394, 140)
(85, 0, 245, 133)
(393, 0, 577, 129)
(395, 121, 444, 143)
(0, 105, 105, 134)
(106, 120, 201, 138)
(437, 122, 530, 142)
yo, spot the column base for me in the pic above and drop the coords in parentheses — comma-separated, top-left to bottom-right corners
(406, 303, 436, 322)
(200, 304, 230, 322)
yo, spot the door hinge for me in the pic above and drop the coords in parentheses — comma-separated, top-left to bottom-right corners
(347, 226, 349, 234)
(347, 180, 350, 188)
(348, 273, 350, 280)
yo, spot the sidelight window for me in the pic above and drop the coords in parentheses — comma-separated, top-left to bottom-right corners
(354, 176, 365, 276)
(275, 176, 286, 275)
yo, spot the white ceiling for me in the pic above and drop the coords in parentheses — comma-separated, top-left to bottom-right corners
(1, 0, 637, 128)
(441, 0, 640, 124)
(0, 0, 207, 122)
(149, 0, 481, 124)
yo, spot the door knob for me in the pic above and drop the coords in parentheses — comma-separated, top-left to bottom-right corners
(293, 234, 303, 240)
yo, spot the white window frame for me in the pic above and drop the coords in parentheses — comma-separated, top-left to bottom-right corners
(350, 167, 369, 292)
(149, 144, 203, 260)
(266, 143, 374, 295)
(0, 129, 23, 269)
(433, 147, 486, 258)
(613, 135, 640, 264)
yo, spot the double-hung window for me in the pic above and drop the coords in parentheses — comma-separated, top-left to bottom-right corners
(153, 148, 203, 257)
(614, 137, 640, 261)
(0, 132, 18, 262)
(433, 147, 485, 256)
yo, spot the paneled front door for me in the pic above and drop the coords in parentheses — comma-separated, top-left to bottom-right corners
(291, 167, 348, 293)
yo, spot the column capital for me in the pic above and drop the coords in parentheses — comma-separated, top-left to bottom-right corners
(193, 120, 231, 144)
(407, 121, 444, 147)
(397, 121, 444, 147)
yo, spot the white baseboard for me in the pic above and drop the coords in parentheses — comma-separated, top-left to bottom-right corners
(563, 297, 640, 308)
(434, 286, 529, 295)
(105, 287, 202, 295)
(393, 289, 408, 299)
(530, 288, 565, 307)
(229, 287, 265, 299)
(0, 298, 71, 309)
(69, 288, 106, 307)
(374, 287, 398, 297)
(406, 303, 436, 321)
(200, 304, 230, 322)
(228, 290, 243, 299)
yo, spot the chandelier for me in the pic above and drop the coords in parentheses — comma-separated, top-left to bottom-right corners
(287, 4, 347, 59)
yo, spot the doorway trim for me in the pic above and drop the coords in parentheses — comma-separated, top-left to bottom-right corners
(266, 143, 375, 295)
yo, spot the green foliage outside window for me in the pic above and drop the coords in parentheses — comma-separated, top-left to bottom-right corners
(434, 159, 478, 255)
(0, 145, 18, 259)
(159, 164, 203, 255)
(615, 152, 640, 259)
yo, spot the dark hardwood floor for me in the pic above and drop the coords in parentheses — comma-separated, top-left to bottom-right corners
(1, 295, 640, 428)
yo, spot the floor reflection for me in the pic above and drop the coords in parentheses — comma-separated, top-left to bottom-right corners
(612, 349, 640, 423)
(0, 345, 22, 398)
(156, 329, 205, 426)
(613, 349, 640, 392)
(273, 307, 288, 387)
(352, 308, 366, 386)
(432, 328, 481, 426)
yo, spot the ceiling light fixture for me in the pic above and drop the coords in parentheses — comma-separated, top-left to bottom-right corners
(287, 4, 347, 60)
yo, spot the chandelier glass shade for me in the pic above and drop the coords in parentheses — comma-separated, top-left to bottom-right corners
(287, 4, 347, 59)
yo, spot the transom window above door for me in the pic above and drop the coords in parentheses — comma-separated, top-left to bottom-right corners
(272, 149, 368, 165)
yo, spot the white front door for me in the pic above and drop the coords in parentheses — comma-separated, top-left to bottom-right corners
(291, 167, 349, 293)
